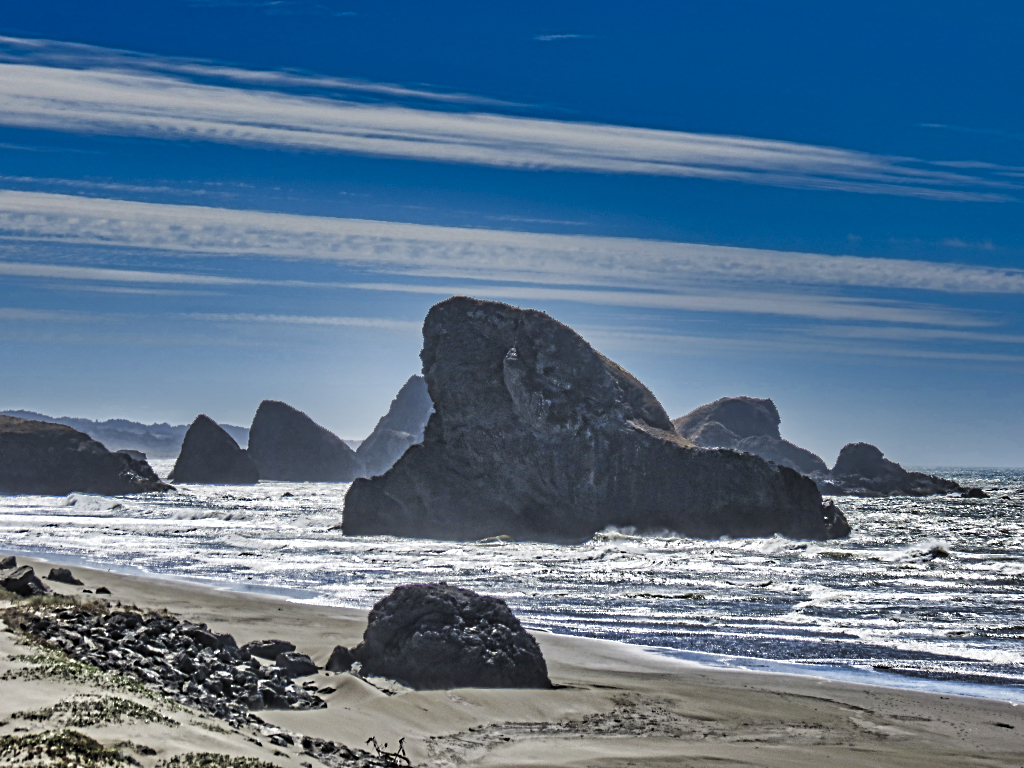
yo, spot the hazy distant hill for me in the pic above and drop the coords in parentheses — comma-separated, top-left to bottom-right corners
(0, 410, 249, 459)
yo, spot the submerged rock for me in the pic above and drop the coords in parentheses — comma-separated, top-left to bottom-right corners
(352, 583, 551, 690)
(344, 296, 847, 541)
(248, 400, 363, 482)
(356, 375, 433, 478)
(672, 397, 829, 477)
(0, 415, 170, 496)
(169, 415, 259, 484)
(830, 443, 963, 497)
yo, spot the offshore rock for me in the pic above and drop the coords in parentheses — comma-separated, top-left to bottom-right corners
(248, 400, 362, 482)
(352, 583, 551, 690)
(672, 397, 829, 477)
(830, 442, 964, 497)
(344, 296, 847, 541)
(356, 375, 433, 478)
(0, 415, 170, 496)
(169, 415, 259, 484)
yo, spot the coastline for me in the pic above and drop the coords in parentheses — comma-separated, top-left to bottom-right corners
(3, 553, 1023, 767)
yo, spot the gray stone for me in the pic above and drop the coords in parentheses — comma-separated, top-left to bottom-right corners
(344, 297, 847, 542)
(2, 565, 51, 597)
(242, 639, 296, 659)
(275, 651, 318, 678)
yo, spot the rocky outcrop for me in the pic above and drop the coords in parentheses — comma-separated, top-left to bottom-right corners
(344, 297, 847, 541)
(829, 443, 964, 497)
(0, 415, 170, 496)
(351, 583, 551, 690)
(672, 397, 829, 477)
(169, 415, 259, 484)
(248, 400, 362, 482)
(356, 375, 433, 478)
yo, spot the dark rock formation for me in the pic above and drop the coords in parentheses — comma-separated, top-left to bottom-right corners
(352, 583, 551, 690)
(672, 397, 829, 477)
(356, 375, 433, 478)
(344, 297, 847, 541)
(0, 555, 16, 569)
(962, 487, 989, 499)
(0, 415, 171, 496)
(46, 567, 84, 586)
(248, 400, 363, 482)
(326, 645, 354, 673)
(830, 443, 964, 497)
(169, 415, 259, 484)
(242, 639, 296, 660)
(1, 565, 50, 596)
(275, 651, 318, 678)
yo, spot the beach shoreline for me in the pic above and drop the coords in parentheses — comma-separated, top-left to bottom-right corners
(3, 552, 1024, 767)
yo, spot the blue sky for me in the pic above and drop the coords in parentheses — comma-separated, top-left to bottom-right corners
(0, 1, 1022, 466)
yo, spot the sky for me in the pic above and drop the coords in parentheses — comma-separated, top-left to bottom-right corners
(0, 1, 1021, 466)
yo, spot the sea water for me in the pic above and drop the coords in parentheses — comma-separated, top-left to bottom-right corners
(1, 464, 1022, 699)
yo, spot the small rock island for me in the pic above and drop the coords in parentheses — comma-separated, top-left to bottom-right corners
(169, 414, 259, 484)
(343, 296, 848, 542)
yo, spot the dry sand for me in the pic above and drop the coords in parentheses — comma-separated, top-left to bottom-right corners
(2, 553, 1023, 767)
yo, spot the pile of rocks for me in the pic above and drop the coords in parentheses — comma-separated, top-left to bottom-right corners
(15, 605, 325, 728)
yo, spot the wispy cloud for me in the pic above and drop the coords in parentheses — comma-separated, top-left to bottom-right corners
(2, 192, 1023, 300)
(187, 312, 419, 332)
(0, 37, 1014, 200)
(533, 34, 595, 42)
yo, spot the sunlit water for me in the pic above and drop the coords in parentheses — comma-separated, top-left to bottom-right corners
(2, 463, 1022, 699)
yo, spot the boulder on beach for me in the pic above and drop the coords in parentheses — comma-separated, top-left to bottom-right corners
(344, 296, 848, 542)
(672, 397, 829, 477)
(1, 564, 50, 597)
(0, 415, 170, 496)
(46, 567, 84, 586)
(170, 415, 259, 485)
(356, 375, 434, 478)
(275, 651, 318, 678)
(829, 442, 964, 497)
(325, 645, 355, 673)
(352, 583, 551, 690)
(248, 400, 362, 482)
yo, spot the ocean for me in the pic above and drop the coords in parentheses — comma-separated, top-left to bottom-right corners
(2, 463, 1022, 701)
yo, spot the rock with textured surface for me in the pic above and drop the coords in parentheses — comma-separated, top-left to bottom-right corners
(352, 583, 551, 690)
(2, 565, 50, 596)
(242, 639, 296, 659)
(0, 415, 170, 496)
(344, 297, 847, 541)
(170, 415, 259, 484)
(248, 400, 362, 481)
(830, 443, 963, 497)
(356, 375, 433, 478)
(326, 645, 354, 672)
(275, 651, 318, 678)
(672, 397, 829, 477)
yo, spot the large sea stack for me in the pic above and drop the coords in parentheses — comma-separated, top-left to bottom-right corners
(343, 297, 848, 542)
(248, 400, 362, 481)
(672, 396, 829, 477)
(830, 442, 964, 497)
(356, 375, 433, 478)
(0, 415, 170, 496)
(170, 415, 259, 484)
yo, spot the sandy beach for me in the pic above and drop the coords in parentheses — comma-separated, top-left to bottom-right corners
(2, 553, 1023, 768)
